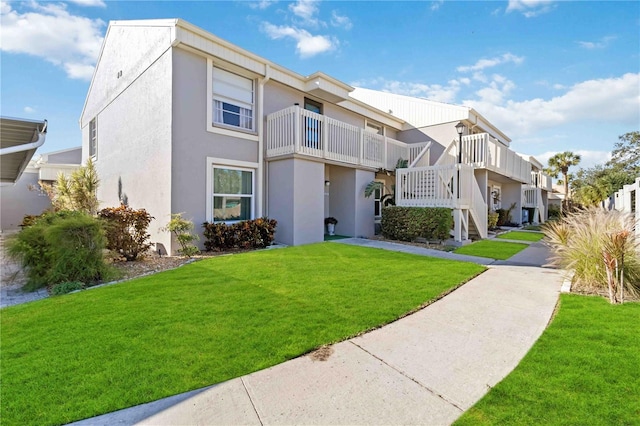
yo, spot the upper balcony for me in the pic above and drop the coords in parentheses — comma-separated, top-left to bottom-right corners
(265, 106, 429, 171)
(530, 170, 553, 191)
(436, 133, 533, 184)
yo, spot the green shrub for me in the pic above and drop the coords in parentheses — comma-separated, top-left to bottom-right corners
(98, 205, 154, 261)
(548, 204, 561, 220)
(381, 207, 452, 241)
(202, 218, 277, 251)
(162, 213, 200, 257)
(6, 211, 114, 290)
(51, 281, 85, 296)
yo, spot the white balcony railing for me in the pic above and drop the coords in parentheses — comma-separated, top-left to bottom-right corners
(530, 170, 552, 191)
(436, 133, 532, 183)
(266, 106, 429, 170)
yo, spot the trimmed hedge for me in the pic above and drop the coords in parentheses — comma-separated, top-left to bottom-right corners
(202, 218, 277, 252)
(381, 206, 452, 241)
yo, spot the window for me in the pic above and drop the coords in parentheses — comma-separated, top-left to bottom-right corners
(89, 118, 97, 158)
(366, 121, 383, 135)
(212, 67, 254, 131)
(374, 183, 383, 218)
(212, 166, 254, 222)
(303, 98, 322, 149)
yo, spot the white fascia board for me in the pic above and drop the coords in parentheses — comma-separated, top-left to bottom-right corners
(468, 108, 511, 144)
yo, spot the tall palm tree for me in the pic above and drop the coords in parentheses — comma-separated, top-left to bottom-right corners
(545, 151, 581, 210)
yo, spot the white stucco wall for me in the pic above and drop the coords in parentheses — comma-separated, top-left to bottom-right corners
(0, 171, 52, 231)
(83, 49, 174, 252)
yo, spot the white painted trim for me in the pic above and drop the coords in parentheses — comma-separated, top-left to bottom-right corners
(206, 58, 259, 140)
(207, 126, 259, 141)
(206, 158, 260, 223)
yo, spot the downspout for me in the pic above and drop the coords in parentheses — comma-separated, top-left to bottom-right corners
(0, 120, 47, 155)
(257, 64, 271, 218)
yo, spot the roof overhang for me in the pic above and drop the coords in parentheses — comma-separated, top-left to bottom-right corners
(1, 117, 47, 185)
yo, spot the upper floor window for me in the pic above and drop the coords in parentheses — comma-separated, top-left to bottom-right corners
(89, 118, 97, 158)
(212, 67, 254, 131)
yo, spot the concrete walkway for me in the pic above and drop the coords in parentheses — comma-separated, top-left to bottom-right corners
(72, 239, 563, 426)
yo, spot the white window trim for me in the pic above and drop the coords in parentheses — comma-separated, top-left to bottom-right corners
(206, 59, 257, 137)
(365, 119, 384, 136)
(374, 178, 385, 219)
(89, 117, 98, 160)
(206, 157, 259, 224)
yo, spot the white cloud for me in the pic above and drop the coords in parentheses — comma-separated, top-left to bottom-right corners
(330, 10, 352, 30)
(248, 0, 275, 10)
(475, 74, 516, 104)
(578, 35, 616, 49)
(289, 0, 322, 27)
(506, 0, 556, 17)
(535, 150, 611, 170)
(261, 22, 336, 58)
(431, 1, 444, 11)
(463, 73, 640, 137)
(457, 53, 524, 73)
(0, 2, 104, 81)
(66, 0, 106, 7)
(23, 106, 36, 114)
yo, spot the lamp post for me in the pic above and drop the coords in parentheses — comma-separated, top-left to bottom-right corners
(455, 122, 465, 198)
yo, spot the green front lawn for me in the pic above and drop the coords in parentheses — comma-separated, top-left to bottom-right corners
(456, 294, 640, 425)
(496, 231, 544, 242)
(1, 243, 484, 426)
(454, 240, 529, 260)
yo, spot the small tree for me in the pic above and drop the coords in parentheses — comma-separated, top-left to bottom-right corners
(544, 151, 581, 212)
(162, 213, 200, 257)
(39, 158, 100, 215)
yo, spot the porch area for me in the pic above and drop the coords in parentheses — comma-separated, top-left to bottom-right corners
(266, 105, 430, 171)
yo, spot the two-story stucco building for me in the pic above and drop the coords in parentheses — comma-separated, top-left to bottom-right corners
(81, 19, 550, 254)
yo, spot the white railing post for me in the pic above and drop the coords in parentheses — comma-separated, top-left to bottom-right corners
(359, 128, 365, 165)
(293, 105, 301, 153)
(322, 115, 328, 159)
(383, 136, 388, 170)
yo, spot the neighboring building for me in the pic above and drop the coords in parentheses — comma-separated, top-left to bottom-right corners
(1, 117, 48, 185)
(610, 177, 640, 237)
(80, 19, 550, 254)
(0, 147, 82, 231)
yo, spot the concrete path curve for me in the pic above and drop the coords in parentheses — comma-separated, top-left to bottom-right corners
(72, 240, 563, 426)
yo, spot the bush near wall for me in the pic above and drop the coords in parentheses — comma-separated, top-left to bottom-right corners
(202, 218, 277, 252)
(98, 205, 154, 261)
(7, 211, 113, 290)
(381, 207, 452, 242)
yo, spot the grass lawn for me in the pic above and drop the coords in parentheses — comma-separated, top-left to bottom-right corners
(453, 240, 529, 260)
(496, 231, 544, 242)
(1, 243, 484, 426)
(456, 294, 640, 425)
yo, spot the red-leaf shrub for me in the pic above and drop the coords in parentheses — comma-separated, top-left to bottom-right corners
(202, 218, 277, 251)
(98, 205, 154, 261)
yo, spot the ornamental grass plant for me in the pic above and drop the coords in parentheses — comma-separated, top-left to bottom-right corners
(543, 207, 640, 302)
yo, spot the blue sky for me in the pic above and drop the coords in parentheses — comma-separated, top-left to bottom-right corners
(1, 0, 639, 170)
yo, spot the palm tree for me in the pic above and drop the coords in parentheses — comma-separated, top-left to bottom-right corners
(544, 151, 581, 211)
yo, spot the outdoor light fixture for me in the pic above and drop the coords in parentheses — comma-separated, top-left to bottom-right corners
(325, 180, 331, 186)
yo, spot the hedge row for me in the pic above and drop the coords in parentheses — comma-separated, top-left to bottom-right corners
(381, 206, 452, 241)
(202, 218, 277, 251)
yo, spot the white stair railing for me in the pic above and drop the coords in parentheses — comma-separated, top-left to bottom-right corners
(408, 142, 432, 168)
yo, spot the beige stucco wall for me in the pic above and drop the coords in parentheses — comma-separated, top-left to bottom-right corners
(267, 157, 324, 245)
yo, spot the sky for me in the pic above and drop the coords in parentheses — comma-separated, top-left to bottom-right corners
(1, 0, 639, 171)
